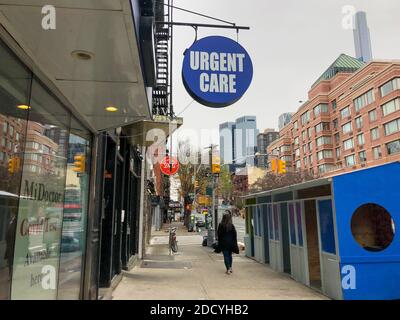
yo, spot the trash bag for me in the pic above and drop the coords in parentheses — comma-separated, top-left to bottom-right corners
(202, 238, 207, 247)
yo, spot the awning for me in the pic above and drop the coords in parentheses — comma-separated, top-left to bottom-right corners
(0, 0, 152, 132)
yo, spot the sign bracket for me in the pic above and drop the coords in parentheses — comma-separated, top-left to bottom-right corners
(155, 21, 250, 32)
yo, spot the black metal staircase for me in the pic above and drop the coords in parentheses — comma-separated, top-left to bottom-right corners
(153, 0, 173, 117)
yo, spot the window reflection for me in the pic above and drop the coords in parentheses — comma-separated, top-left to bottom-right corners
(57, 118, 90, 300)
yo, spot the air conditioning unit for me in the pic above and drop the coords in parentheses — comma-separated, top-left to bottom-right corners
(357, 128, 361, 132)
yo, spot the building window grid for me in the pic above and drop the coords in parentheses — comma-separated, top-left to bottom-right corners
(354, 89, 375, 112)
(382, 98, 400, 117)
(343, 138, 354, 151)
(370, 127, 380, 141)
(373, 146, 382, 159)
(386, 139, 400, 155)
(340, 106, 351, 119)
(342, 121, 353, 135)
(369, 109, 377, 122)
(384, 118, 400, 136)
(380, 78, 400, 97)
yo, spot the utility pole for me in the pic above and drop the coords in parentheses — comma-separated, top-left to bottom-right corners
(205, 144, 219, 246)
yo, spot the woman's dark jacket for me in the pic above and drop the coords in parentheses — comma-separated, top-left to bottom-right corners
(217, 223, 239, 254)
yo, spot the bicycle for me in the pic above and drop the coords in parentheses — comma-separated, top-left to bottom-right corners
(169, 227, 178, 253)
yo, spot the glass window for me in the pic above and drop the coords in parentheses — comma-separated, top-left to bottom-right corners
(302, 144, 307, 154)
(316, 136, 332, 147)
(384, 118, 400, 136)
(293, 121, 298, 130)
(332, 118, 338, 129)
(0, 39, 32, 300)
(340, 106, 350, 119)
(382, 98, 400, 117)
(371, 127, 380, 140)
(342, 122, 353, 134)
(303, 157, 307, 166)
(308, 141, 313, 152)
(387, 139, 400, 155)
(373, 146, 382, 159)
(334, 132, 340, 143)
(354, 89, 375, 112)
(355, 116, 363, 129)
(11, 78, 71, 300)
(369, 109, 377, 122)
(313, 103, 329, 117)
(380, 78, 400, 97)
(343, 138, 354, 150)
(294, 137, 299, 145)
(358, 151, 367, 163)
(315, 122, 330, 133)
(357, 133, 365, 146)
(345, 154, 356, 167)
(317, 150, 333, 160)
(57, 117, 91, 299)
(336, 147, 341, 158)
(295, 148, 300, 157)
(302, 130, 306, 141)
(307, 127, 313, 138)
(301, 111, 311, 125)
(331, 100, 337, 110)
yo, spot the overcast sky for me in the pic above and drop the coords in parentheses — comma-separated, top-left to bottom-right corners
(170, 0, 400, 149)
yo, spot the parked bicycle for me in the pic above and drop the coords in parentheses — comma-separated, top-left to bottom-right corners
(169, 226, 178, 253)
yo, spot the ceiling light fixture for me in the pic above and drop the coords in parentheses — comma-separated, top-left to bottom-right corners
(105, 106, 118, 112)
(17, 104, 31, 110)
(71, 50, 94, 60)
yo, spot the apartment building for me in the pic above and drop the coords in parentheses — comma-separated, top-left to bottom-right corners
(268, 54, 400, 177)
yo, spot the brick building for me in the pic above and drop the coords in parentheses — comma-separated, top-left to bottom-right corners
(268, 54, 400, 177)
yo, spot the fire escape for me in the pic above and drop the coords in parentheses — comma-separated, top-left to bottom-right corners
(153, 0, 173, 117)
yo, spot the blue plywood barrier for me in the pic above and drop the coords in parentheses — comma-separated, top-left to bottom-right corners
(332, 162, 400, 300)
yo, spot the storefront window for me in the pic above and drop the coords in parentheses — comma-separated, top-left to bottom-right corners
(0, 40, 32, 300)
(11, 78, 70, 299)
(57, 117, 91, 299)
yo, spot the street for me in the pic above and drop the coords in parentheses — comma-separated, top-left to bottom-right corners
(112, 222, 327, 300)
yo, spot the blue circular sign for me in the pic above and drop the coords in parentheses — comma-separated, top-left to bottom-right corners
(182, 36, 253, 108)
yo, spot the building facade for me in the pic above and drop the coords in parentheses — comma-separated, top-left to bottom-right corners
(234, 116, 259, 166)
(268, 54, 400, 177)
(0, 0, 176, 300)
(354, 11, 373, 63)
(256, 129, 279, 168)
(219, 122, 236, 165)
(278, 112, 293, 130)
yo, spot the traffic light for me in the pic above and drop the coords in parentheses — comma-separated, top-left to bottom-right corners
(8, 158, 15, 174)
(73, 154, 85, 173)
(278, 160, 287, 174)
(8, 156, 20, 174)
(270, 159, 277, 172)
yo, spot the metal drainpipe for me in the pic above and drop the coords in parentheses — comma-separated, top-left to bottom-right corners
(138, 145, 146, 260)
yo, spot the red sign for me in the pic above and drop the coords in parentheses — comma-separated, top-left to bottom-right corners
(160, 156, 180, 176)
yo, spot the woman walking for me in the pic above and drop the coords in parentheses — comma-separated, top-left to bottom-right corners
(217, 211, 239, 275)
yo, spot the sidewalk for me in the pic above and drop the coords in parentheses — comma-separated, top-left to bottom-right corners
(112, 223, 328, 300)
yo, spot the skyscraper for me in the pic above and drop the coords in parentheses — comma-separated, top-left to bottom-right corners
(234, 116, 259, 166)
(353, 11, 373, 63)
(256, 129, 279, 168)
(278, 112, 293, 130)
(219, 122, 236, 165)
